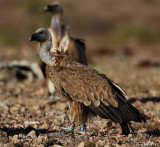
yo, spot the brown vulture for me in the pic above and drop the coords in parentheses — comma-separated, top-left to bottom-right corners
(30, 28, 146, 135)
(36, 2, 87, 98)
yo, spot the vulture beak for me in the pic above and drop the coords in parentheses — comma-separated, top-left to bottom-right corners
(44, 5, 51, 12)
(29, 33, 37, 42)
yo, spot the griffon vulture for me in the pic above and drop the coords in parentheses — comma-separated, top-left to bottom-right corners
(30, 28, 146, 135)
(36, 2, 87, 98)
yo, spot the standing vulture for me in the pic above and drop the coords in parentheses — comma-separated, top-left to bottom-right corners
(37, 2, 87, 98)
(29, 28, 146, 135)
(44, 1, 87, 64)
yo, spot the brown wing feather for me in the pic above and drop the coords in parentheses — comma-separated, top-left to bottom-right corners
(54, 61, 119, 107)
(49, 59, 146, 126)
(65, 37, 87, 65)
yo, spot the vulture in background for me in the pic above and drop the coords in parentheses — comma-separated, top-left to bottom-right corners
(30, 28, 146, 135)
(36, 2, 87, 98)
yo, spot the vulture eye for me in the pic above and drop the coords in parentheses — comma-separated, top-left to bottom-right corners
(39, 32, 43, 35)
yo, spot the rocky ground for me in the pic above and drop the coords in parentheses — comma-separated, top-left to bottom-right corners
(0, 0, 160, 146)
(0, 45, 160, 147)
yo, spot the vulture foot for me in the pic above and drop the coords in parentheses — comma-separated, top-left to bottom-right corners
(80, 125, 86, 131)
(48, 94, 55, 100)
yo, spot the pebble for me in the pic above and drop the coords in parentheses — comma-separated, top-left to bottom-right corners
(41, 122, 49, 129)
(24, 121, 39, 125)
(0, 130, 8, 144)
(56, 103, 66, 111)
(27, 130, 36, 138)
(0, 59, 160, 146)
(53, 145, 64, 147)
(78, 142, 85, 147)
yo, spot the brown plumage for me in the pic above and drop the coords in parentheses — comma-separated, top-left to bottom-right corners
(37, 2, 87, 97)
(30, 28, 146, 135)
(45, 1, 87, 64)
(49, 50, 146, 134)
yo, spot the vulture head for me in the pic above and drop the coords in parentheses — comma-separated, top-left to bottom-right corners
(29, 28, 51, 43)
(29, 28, 56, 66)
(44, 2, 63, 16)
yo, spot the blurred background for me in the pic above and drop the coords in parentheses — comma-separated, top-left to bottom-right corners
(0, 0, 160, 83)
(0, 1, 160, 145)
(0, 0, 160, 59)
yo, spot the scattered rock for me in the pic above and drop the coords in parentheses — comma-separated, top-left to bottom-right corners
(0, 51, 160, 146)
(145, 101, 154, 109)
(27, 130, 36, 138)
(53, 145, 63, 147)
(0, 130, 8, 144)
(56, 103, 66, 111)
(41, 122, 49, 130)
(78, 142, 85, 147)
(3, 142, 14, 147)
(24, 121, 39, 125)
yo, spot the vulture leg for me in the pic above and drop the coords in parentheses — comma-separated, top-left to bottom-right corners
(69, 102, 89, 131)
(68, 122, 75, 131)
(47, 77, 56, 99)
(80, 125, 86, 131)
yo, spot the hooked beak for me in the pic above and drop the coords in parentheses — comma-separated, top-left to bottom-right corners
(29, 33, 37, 42)
(44, 5, 51, 12)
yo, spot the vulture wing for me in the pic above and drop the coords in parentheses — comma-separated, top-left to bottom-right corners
(73, 38, 87, 65)
(51, 62, 146, 125)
